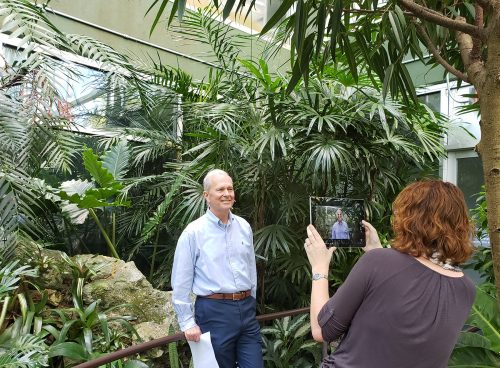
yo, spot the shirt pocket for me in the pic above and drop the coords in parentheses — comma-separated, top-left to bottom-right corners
(237, 238, 252, 257)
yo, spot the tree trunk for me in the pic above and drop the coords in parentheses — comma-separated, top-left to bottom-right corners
(475, 16, 500, 304)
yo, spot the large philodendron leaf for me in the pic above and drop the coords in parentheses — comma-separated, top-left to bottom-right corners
(59, 180, 94, 224)
(60, 203, 88, 225)
(102, 140, 130, 181)
(58, 191, 127, 209)
(60, 179, 125, 204)
(58, 178, 129, 215)
(83, 148, 116, 188)
(60, 179, 95, 196)
(455, 331, 492, 350)
(467, 286, 500, 353)
(448, 346, 500, 367)
(56, 148, 130, 225)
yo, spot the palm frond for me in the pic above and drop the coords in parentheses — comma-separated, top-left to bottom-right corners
(302, 135, 355, 185)
(0, 333, 48, 368)
(0, 178, 18, 260)
(171, 8, 243, 71)
(0, 260, 37, 298)
(67, 34, 131, 71)
(254, 224, 301, 259)
(0, 172, 47, 260)
(0, 0, 70, 51)
(170, 176, 206, 228)
(37, 124, 81, 174)
(139, 172, 185, 243)
(0, 94, 29, 152)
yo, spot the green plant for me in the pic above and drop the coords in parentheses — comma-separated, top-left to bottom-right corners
(0, 247, 147, 367)
(0, 258, 50, 367)
(44, 254, 141, 366)
(54, 146, 131, 258)
(167, 324, 181, 368)
(148, 0, 500, 306)
(471, 186, 489, 244)
(261, 314, 322, 367)
(449, 284, 500, 367)
(95, 8, 445, 309)
(0, 333, 49, 368)
(465, 187, 494, 284)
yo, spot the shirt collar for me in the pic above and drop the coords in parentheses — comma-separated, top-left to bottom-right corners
(206, 209, 234, 227)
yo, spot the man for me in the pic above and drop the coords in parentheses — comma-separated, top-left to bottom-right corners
(172, 169, 262, 368)
(331, 208, 350, 239)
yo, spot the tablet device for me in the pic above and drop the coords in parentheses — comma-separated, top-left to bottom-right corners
(309, 197, 366, 247)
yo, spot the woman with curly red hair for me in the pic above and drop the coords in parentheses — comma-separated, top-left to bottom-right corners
(305, 180, 476, 368)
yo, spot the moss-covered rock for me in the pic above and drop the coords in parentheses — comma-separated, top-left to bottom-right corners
(76, 254, 177, 327)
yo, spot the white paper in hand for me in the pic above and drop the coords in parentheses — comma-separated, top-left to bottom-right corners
(187, 331, 220, 368)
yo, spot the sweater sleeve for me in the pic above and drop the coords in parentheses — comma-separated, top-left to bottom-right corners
(318, 250, 379, 342)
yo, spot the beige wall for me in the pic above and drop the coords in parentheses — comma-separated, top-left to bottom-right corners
(47, 0, 290, 79)
(405, 58, 447, 88)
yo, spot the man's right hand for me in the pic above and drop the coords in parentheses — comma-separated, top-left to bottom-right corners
(184, 325, 202, 342)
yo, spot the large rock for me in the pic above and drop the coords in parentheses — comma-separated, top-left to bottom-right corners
(29, 248, 73, 290)
(75, 254, 178, 327)
(133, 322, 181, 368)
(25, 247, 181, 364)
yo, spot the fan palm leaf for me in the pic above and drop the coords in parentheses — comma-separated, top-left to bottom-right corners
(254, 224, 302, 259)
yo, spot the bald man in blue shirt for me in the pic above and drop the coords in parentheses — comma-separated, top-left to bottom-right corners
(331, 208, 350, 240)
(172, 169, 262, 368)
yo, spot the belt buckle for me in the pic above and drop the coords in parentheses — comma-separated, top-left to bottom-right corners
(233, 292, 242, 301)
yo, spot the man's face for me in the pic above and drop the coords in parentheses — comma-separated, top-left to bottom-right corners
(203, 174, 235, 214)
(336, 210, 343, 222)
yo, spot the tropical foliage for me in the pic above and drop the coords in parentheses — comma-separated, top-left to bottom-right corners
(449, 285, 500, 368)
(147, 0, 500, 307)
(467, 186, 494, 285)
(0, 0, 445, 289)
(261, 314, 321, 367)
(0, 255, 144, 367)
(0, 0, 166, 366)
(1, 0, 489, 366)
(73, 7, 445, 311)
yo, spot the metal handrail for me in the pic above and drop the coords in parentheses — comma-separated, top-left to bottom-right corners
(74, 307, 310, 368)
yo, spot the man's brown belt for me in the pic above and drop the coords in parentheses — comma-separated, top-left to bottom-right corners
(200, 290, 251, 301)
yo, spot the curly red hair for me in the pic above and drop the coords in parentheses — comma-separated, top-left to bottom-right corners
(391, 180, 473, 264)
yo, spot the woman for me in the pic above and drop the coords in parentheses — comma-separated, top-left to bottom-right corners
(305, 180, 476, 368)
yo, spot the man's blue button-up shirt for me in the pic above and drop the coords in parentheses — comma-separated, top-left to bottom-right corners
(331, 221, 350, 239)
(171, 209, 257, 331)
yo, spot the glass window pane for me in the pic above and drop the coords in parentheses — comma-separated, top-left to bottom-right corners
(446, 87, 481, 148)
(457, 156, 484, 212)
(418, 92, 440, 112)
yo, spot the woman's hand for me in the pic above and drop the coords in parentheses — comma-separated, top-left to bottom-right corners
(362, 220, 383, 252)
(304, 225, 335, 274)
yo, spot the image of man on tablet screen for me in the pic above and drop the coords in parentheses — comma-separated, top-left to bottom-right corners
(331, 208, 350, 239)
